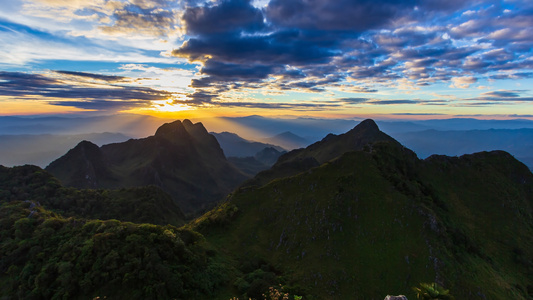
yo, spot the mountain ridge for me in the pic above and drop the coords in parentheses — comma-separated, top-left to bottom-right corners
(191, 119, 533, 299)
(46, 119, 248, 216)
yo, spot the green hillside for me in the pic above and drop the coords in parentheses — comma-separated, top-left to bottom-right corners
(191, 126, 533, 299)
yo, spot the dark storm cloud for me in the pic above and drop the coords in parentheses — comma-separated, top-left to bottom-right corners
(171, 0, 533, 102)
(265, 0, 416, 32)
(0, 71, 171, 111)
(174, 29, 336, 65)
(182, 0, 264, 35)
(201, 60, 274, 79)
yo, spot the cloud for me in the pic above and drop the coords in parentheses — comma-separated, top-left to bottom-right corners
(389, 112, 446, 116)
(172, 97, 343, 111)
(169, 0, 533, 105)
(49, 99, 149, 110)
(449, 76, 477, 89)
(481, 90, 522, 98)
(265, 0, 415, 32)
(54, 70, 127, 82)
(182, 0, 264, 35)
(0, 71, 172, 111)
(368, 100, 420, 105)
(0, 20, 178, 66)
(6, 0, 533, 113)
(464, 90, 533, 102)
(98, 1, 181, 37)
(337, 97, 371, 104)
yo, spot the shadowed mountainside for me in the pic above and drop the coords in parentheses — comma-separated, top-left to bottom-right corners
(45, 120, 249, 216)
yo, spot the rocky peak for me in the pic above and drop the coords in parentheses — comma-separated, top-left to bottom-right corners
(64, 140, 102, 162)
(154, 120, 188, 141)
(182, 119, 211, 140)
(346, 119, 380, 136)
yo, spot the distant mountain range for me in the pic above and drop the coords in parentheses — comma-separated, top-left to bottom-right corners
(261, 131, 310, 150)
(394, 128, 533, 170)
(45, 120, 248, 216)
(211, 131, 285, 157)
(0, 132, 130, 167)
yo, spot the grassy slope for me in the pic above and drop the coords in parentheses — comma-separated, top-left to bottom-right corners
(193, 150, 434, 299)
(192, 143, 533, 299)
(419, 151, 533, 299)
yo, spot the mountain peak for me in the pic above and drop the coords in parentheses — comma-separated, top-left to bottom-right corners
(353, 119, 379, 132)
(182, 119, 209, 136)
(154, 120, 188, 140)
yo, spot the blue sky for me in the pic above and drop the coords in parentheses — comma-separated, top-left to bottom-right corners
(0, 0, 532, 119)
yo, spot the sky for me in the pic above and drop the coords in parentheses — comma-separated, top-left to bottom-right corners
(1, 0, 532, 120)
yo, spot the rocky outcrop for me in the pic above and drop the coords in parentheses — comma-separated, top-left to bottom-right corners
(384, 296, 408, 300)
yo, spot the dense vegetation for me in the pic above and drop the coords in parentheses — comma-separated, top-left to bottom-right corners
(0, 200, 229, 299)
(0, 165, 185, 226)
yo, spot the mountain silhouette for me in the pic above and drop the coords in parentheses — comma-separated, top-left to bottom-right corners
(46, 120, 248, 216)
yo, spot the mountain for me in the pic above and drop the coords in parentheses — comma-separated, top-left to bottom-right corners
(0, 132, 131, 168)
(246, 119, 399, 187)
(45, 120, 249, 216)
(228, 147, 287, 177)
(211, 131, 285, 157)
(3, 118, 533, 299)
(191, 119, 533, 299)
(262, 131, 310, 150)
(254, 147, 285, 166)
(0, 165, 185, 226)
(393, 128, 533, 170)
(202, 115, 357, 141)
